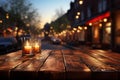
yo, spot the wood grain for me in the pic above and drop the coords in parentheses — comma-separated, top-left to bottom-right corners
(39, 50, 65, 80)
(0, 49, 120, 80)
(10, 50, 52, 80)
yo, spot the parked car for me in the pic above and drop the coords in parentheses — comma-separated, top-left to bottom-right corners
(0, 37, 18, 54)
(51, 37, 61, 45)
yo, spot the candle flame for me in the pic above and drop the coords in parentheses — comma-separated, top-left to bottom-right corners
(26, 41, 30, 46)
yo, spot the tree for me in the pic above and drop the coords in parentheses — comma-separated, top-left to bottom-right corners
(51, 8, 70, 33)
(1, 0, 41, 35)
(52, 8, 65, 21)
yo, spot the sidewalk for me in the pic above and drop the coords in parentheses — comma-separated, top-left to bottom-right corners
(63, 43, 91, 50)
(64, 43, 120, 55)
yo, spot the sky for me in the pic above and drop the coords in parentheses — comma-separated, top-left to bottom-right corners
(30, 0, 74, 28)
(0, 0, 74, 28)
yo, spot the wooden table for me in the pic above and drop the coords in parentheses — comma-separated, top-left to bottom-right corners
(0, 49, 120, 80)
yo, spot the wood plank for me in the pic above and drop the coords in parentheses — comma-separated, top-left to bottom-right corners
(0, 50, 25, 80)
(90, 50, 120, 63)
(10, 50, 52, 80)
(52, 50, 62, 55)
(74, 50, 116, 71)
(0, 60, 22, 80)
(87, 50, 120, 71)
(72, 49, 119, 79)
(39, 50, 65, 80)
(62, 50, 74, 55)
(75, 50, 118, 80)
(0, 50, 23, 68)
(0, 50, 38, 80)
(23, 50, 52, 71)
(0, 50, 22, 62)
(64, 54, 91, 80)
(62, 50, 91, 80)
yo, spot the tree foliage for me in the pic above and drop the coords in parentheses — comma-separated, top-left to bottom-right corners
(51, 14, 70, 33)
(1, 0, 41, 34)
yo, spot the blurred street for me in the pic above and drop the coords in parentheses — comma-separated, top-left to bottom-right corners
(41, 41, 69, 50)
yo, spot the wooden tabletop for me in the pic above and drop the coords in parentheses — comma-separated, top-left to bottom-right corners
(0, 49, 120, 80)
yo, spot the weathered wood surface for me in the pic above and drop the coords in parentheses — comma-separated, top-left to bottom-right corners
(39, 50, 65, 80)
(0, 49, 120, 80)
(63, 50, 91, 80)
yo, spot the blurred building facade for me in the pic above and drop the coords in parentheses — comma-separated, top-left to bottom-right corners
(0, 7, 8, 36)
(67, 0, 120, 52)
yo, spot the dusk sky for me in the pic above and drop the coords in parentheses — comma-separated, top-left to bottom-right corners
(30, 0, 74, 28)
(0, 0, 74, 28)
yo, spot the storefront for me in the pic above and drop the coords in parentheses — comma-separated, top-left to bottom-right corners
(86, 12, 111, 49)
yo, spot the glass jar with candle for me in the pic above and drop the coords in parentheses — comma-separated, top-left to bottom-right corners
(32, 39, 41, 54)
(22, 40, 34, 56)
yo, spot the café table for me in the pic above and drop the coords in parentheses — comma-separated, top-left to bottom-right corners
(0, 49, 120, 80)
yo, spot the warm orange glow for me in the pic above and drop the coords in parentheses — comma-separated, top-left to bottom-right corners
(15, 27, 18, 31)
(103, 18, 107, 22)
(79, 0, 83, 5)
(13, 31, 17, 37)
(84, 27, 87, 30)
(45, 31, 48, 34)
(0, 20, 3, 23)
(83, 68, 90, 72)
(63, 31, 66, 34)
(33, 42, 40, 53)
(106, 22, 111, 27)
(75, 15, 79, 19)
(94, 27, 99, 38)
(6, 13, 9, 19)
(78, 26, 83, 30)
(77, 30, 80, 33)
(99, 23, 102, 27)
(86, 12, 110, 24)
(23, 41, 32, 54)
(106, 27, 111, 34)
(18, 30, 23, 36)
(89, 23, 92, 26)
(73, 28, 77, 31)
(77, 12, 80, 15)
(72, 30, 75, 33)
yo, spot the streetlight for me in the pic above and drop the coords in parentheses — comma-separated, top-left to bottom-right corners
(79, 0, 83, 5)
(89, 23, 92, 26)
(99, 23, 102, 28)
(84, 26, 87, 30)
(6, 13, 9, 19)
(77, 30, 80, 33)
(0, 20, 3, 24)
(78, 26, 83, 30)
(73, 28, 77, 31)
(75, 15, 79, 19)
(77, 12, 81, 16)
(103, 18, 108, 22)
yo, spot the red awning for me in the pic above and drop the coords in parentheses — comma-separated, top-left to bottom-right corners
(86, 11, 110, 25)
